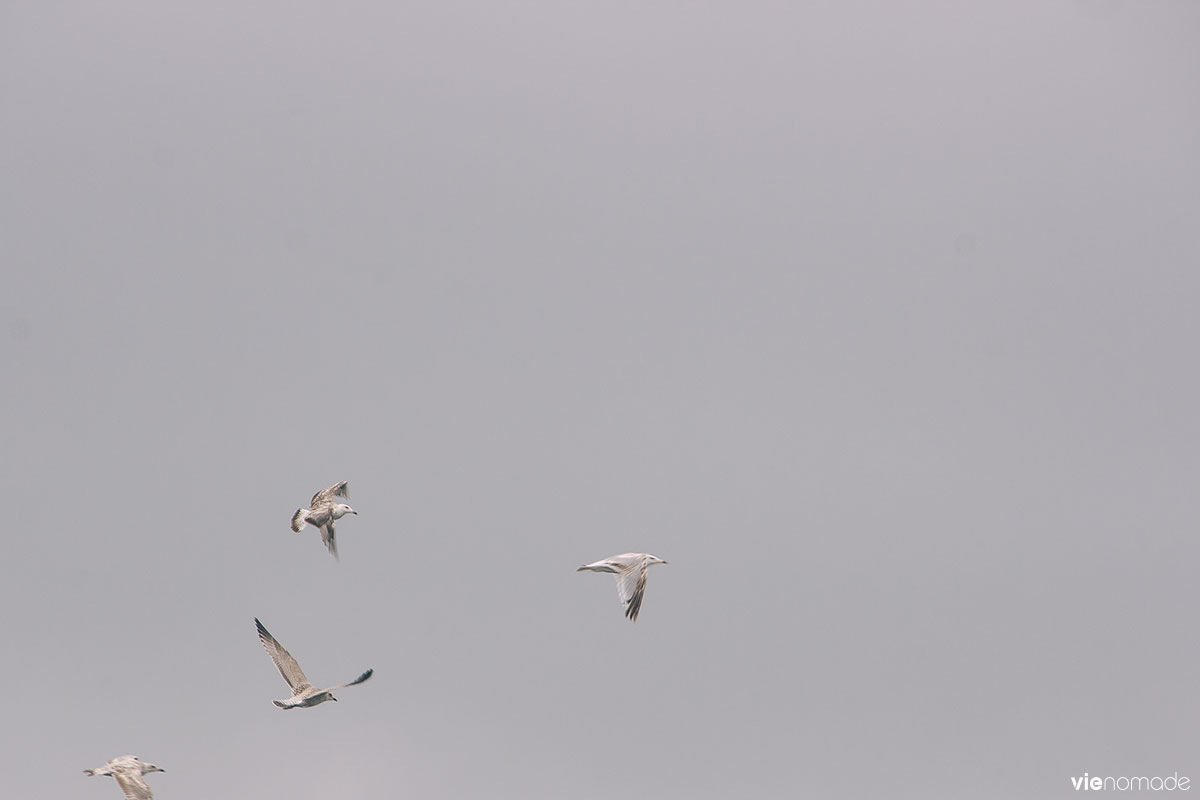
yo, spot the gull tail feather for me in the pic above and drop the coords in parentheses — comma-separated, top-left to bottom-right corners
(291, 509, 307, 533)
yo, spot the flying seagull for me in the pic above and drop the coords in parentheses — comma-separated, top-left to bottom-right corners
(577, 553, 668, 622)
(255, 617, 373, 709)
(84, 755, 163, 800)
(291, 481, 357, 559)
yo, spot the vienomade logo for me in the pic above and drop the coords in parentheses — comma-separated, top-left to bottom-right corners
(1069, 773, 1190, 792)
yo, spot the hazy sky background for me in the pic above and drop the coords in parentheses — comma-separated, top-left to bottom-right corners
(2, 2, 1198, 798)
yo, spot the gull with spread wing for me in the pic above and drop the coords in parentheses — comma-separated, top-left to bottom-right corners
(255, 617, 373, 709)
(84, 755, 163, 800)
(291, 480, 357, 559)
(577, 552, 668, 622)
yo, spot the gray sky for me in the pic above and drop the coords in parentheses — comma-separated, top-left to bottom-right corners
(2, 2, 1198, 798)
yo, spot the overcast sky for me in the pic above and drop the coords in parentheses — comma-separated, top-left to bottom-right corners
(2, 2, 1198, 798)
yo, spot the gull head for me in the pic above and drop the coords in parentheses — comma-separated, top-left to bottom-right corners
(332, 503, 357, 519)
(648, 555, 668, 566)
(143, 763, 164, 774)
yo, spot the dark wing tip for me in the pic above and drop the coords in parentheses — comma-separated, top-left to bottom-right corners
(323, 523, 339, 559)
(625, 593, 643, 622)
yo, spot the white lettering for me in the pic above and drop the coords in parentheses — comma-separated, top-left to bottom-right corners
(1067, 772, 1192, 791)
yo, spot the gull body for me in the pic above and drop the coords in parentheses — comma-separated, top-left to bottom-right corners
(255, 617, 373, 709)
(84, 755, 163, 800)
(577, 552, 668, 622)
(291, 480, 357, 559)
